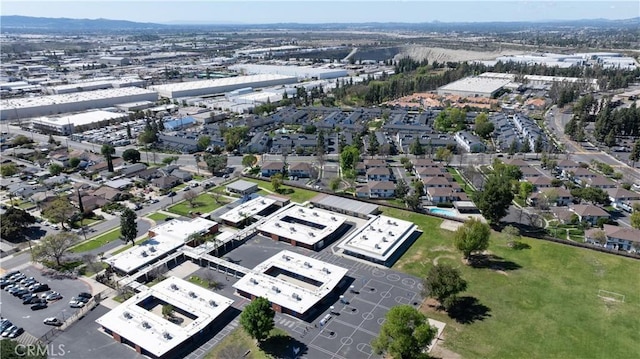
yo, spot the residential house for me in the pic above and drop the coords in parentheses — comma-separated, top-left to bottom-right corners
(502, 158, 529, 168)
(530, 176, 553, 190)
(261, 162, 285, 177)
(454, 131, 485, 153)
(171, 169, 193, 182)
(606, 188, 640, 210)
(118, 163, 147, 177)
(136, 168, 163, 181)
(567, 167, 596, 184)
(422, 176, 452, 189)
(356, 181, 396, 199)
(151, 175, 181, 190)
(412, 158, 440, 169)
(73, 195, 108, 213)
(520, 166, 542, 179)
(528, 187, 573, 207)
(90, 186, 123, 201)
(366, 167, 392, 182)
(416, 167, 447, 178)
(585, 224, 640, 252)
(289, 162, 312, 178)
(363, 159, 386, 169)
(586, 175, 617, 189)
(427, 187, 454, 204)
(570, 204, 610, 225)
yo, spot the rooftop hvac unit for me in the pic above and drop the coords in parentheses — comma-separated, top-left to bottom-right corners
(163, 332, 173, 340)
(275, 222, 281, 227)
(362, 235, 367, 240)
(142, 321, 151, 329)
(370, 226, 375, 231)
(309, 232, 315, 237)
(123, 311, 132, 319)
(299, 208, 304, 213)
(250, 278, 258, 284)
(382, 237, 387, 242)
(313, 212, 318, 216)
(149, 246, 156, 252)
(304, 261, 311, 268)
(282, 254, 290, 261)
(292, 293, 301, 300)
(272, 286, 280, 293)
(209, 300, 218, 307)
(170, 284, 179, 291)
(375, 244, 380, 249)
(290, 227, 296, 232)
(260, 200, 265, 204)
(189, 291, 197, 298)
(331, 216, 337, 221)
(322, 267, 330, 274)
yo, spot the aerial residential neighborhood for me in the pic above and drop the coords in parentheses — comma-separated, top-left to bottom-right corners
(1, 2, 639, 359)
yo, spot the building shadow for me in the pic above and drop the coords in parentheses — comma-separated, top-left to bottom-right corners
(470, 254, 521, 271)
(447, 296, 491, 324)
(260, 333, 309, 359)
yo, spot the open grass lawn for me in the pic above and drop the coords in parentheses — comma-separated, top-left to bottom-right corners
(447, 167, 476, 195)
(168, 192, 228, 216)
(146, 212, 175, 222)
(242, 177, 318, 203)
(205, 328, 289, 359)
(385, 207, 640, 359)
(70, 228, 122, 253)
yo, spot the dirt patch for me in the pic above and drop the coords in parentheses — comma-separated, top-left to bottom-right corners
(433, 255, 458, 266)
(396, 45, 524, 63)
(440, 220, 463, 232)
(429, 245, 455, 253)
(495, 270, 509, 276)
(431, 344, 463, 359)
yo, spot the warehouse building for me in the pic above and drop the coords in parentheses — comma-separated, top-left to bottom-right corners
(45, 77, 145, 95)
(337, 215, 418, 266)
(229, 64, 348, 80)
(233, 250, 348, 319)
(99, 56, 131, 66)
(257, 203, 350, 250)
(96, 276, 234, 359)
(0, 87, 158, 121)
(149, 74, 297, 99)
(31, 110, 128, 135)
(437, 76, 511, 98)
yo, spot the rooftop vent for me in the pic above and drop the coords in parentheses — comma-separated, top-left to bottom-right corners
(370, 226, 375, 231)
(389, 231, 394, 236)
(309, 232, 315, 237)
(209, 300, 218, 307)
(282, 254, 290, 261)
(387, 219, 392, 224)
(375, 244, 380, 249)
(292, 293, 301, 300)
(163, 332, 173, 340)
(304, 261, 312, 268)
(322, 267, 330, 274)
(250, 278, 259, 284)
(313, 212, 318, 216)
(362, 235, 368, 240)
(299, 208, 304, 213)
(275, 222, 281, 227)
(123, 311, 132, 319)
(272, 286, 280, 293)
(149, 246, 156, 253)
(189, 291, 197, 298)
(170, 284, 179, 291)
(141, 251, 148, 257)
(142, 321, 151, 329)
(382, 237, 387, 242)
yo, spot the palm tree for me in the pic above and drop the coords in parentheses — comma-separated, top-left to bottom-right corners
(101, 144, 116, 172)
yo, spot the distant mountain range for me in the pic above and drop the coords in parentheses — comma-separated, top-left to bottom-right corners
(1, 15, 638, 33)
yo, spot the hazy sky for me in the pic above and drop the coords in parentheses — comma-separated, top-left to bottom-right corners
(2, 1, 639, 24)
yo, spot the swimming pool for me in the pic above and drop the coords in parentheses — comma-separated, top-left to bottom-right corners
(429, 208, 458, 217)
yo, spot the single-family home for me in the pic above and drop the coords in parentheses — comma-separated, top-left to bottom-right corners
(586, 175, 617, 189)
(261, 162, 285, 177)
(366, 167, 392, 182)
(570, 204, 610, 225)
(171, 169, 193, 182)
(363, 159, 386, 169)
(152, 175, 181, 190)
(585, 224, 640, 252)
(530, 176, 553, 190)
(368, 181, 396, 198)
(289, 162, 312, 178)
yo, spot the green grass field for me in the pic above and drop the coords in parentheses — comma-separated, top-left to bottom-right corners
(146, 212, 176, 222)
(70, 228, 122, 253)
(384, 207, 640, 359)
(168, 192, 228, 216)
(241, 177, 318, 203)
(447, 167, 476, 195)
(205, 328, 289, 359)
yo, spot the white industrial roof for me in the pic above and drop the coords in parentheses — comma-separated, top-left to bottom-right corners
(96, 276, 233, 357)
(233, 250, 348, 315)
(0, 87, 157, 109)
(149, 74, 296, 93)
(438, 76, 510, 95)
(338, 215, 417, 262)
(229, 64, 348, 79)
(219, 196, 276, 225)
(258, 204, 347, 246)
(31, 110, 127, 127)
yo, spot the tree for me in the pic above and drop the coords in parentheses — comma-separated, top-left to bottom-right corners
(368, 132, 380, 156)
(48, 163, 63, 176)
(69, 157, 81, 168)
(502, 225, 520, 242)
(518, 181, 534, 201)
(329, 176, 342, 191)
(122, 149, 141, 163)
(435, 147, 453, 165)
(126, 124, 132, 139)
(340, 145, 360, 172)
(395, 179, 409, 199)
(162, 304, 174, 318)
(138, 129, 158, 145)
(413, 179, 424, 195)
(631, 211, 640, 229)
(120, 208, 137, 245)
(242, 154, 257, 168)
(240, 297, 275, 342)
(371, 305, 437, 359)
(405, 192, 421, 211)
(13, 135, 31, 146)
(409, 137, 424, 156)
(42, 197, 76, 229)
(630, 139, 640, 167)
(48, 134, 57, 145)
(454, 218, 491, 260)
(590, 229, 607, 246)
(474, 172, 515, 224)
(1, 207, 36, 240)
(197, 135, 211, 151)
(0, 163, 18, 177)
(422, 264, 467, 310)
(534, 135, 545, 153)
(31, 232, 79, 268)
(162, 156, 179, 166)
(474, 113, 494, 139)
(271, 173, 284, 193)
(203, 154, 228, 174)
(101, 144, 116, 172)
(1, 339, 46, 359)
(183, 189, 198, 207)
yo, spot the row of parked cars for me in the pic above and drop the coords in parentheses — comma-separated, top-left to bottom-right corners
(0, 318, 24, 339)
(1, 271, 55, 310)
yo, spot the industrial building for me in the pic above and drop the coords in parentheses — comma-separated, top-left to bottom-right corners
(149, 74, 297, 99)
(229, 64, 348, 80)
(30, 110, 128, 135)
(45, 77, 145, 95)
(257, 203, 350, 250)
(437, 76, 511, 98)
(99, 56, 131, 66)
(106, 218, 218, 275)
(0, 87, 158, 121)
(337, 215, 418, 266)
(233, 250, 348, 318)
(96, 276, 234, 359)
(478, 72, 600, 90)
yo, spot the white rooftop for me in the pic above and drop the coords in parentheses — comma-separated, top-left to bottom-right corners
(0, 87, 157, 110)
(96, 276, 233, 357)
(438, 76, 511, 95)
(149, 74, 296, 92)
(258, 204, 348, 246)
(233, 250, 348, 315)
(31, 110, 127, 127)
(152, 217, 217, 241)
(220, 196, 276, 225)
(338, 215, 417, 262)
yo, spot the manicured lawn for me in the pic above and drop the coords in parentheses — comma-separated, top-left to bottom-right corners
(447, 167, 476, 194)
(242, 177, 318, 203)
(72, 216, 103, 228)
(385, 206, 640, 359)
(168, 192, 228, 216)
(146, 212, 175, 222)
(204, 328, 289, 359)
(70, 228, 122, 253)
(174, 183, 188, 191)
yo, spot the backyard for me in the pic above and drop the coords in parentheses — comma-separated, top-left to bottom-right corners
(168, 192, 229, 217)
(384, 207, 640, 359)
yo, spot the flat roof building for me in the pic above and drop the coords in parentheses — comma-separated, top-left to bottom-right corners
(149, 74, 297, 99)
(219, 196, 277, 227)
(233, 250, 348, 318)
(338, 215, 418, 266)
(226, 179, 258, 196)
(0, 87, 158, 121)
(96, 276, 234, 358)
(437, 76, 510, 98)
(310, 193, 379, 219)
(229, 64, 348, 80)
(30, 110, 128, 135)
(257, 204, 350, 250)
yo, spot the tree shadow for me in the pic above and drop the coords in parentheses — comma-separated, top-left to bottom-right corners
(447, 296, 491, 324)
(260, 333, 308, 359)
(470, 254, 521, 271)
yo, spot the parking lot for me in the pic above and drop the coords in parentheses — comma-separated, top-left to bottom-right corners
(0, 266, 91, 338)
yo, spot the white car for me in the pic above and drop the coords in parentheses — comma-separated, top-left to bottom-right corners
(69, 300, 85, 308)
(50, 224, 60, 230)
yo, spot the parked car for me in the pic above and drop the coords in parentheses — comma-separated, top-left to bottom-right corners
(23, 295, 40, 304)
(71, 296, 89, 303)
(8, 327, 24, 338)
(30, 284, 49, 293)
(0, 320, 13, 333)
(31, 303, 48, 311)
(167, 191, 177, 197)
(77, 292, 93, 299)
(45, 292, 62, 301)
(13, 289, 29, 297)
(43, 317, 63, 327)
(1, 325, 17, 337)
(1, 271, 20, 279)
(69, 301, 85, 308)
